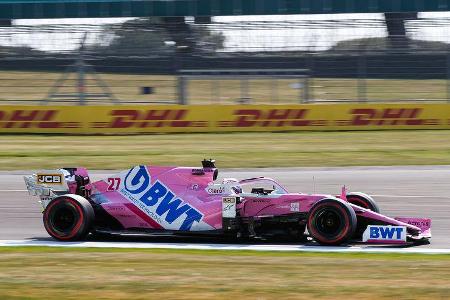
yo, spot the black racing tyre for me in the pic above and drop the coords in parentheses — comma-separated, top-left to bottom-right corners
(307, 198, 357, 246)
(43, 194, 94, 241)
(346, 192, 380, 239)
(346, 192, 380, 213)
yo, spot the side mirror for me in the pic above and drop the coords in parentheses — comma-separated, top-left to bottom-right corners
(202, 159, 216, 168)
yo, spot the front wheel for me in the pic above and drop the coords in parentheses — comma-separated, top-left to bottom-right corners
(346, 192, 380, 239)
(307, 198, 357, 246)
(43, 195, 94, 241)
(346, 192, 380, 213)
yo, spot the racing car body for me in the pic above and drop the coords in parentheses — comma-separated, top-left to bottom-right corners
(24, 160, 431, 245)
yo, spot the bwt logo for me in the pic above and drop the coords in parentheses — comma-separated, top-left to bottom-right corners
(370, 226, 404, 239)
(363, 225, 406, 242)
(124, 166, 203, 230)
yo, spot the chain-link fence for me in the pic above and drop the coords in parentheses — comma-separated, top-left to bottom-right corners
(1, 14, 450, 105)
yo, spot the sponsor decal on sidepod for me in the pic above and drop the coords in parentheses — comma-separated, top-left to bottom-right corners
(362, 225, 407, 243)
(120, 166, 206, 231)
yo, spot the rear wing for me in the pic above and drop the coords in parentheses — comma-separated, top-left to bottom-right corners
(24, 169, 70, 209)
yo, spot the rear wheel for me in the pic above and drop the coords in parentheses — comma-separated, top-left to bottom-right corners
(307, 198, 357, 246)
(43, 195, 94, 241)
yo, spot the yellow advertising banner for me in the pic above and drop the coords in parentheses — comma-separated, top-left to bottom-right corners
(0, 104, 450, 134)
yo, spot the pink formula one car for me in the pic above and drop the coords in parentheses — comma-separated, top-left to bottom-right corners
(24, 160, 431, 246)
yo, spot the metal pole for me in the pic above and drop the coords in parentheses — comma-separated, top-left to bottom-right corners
(306, 53, 314, 103)
(241, 78, 249, 102)
(447, 53, 450, 103)
(210, 79, 220, 104)
(43, 70, 71, 105)
(270, 78, 278, 103)
(77, 51, 85, 106)
(357, 54, 367, 103)
(87, 65, 120, 104)
(213, 80, 220, 104)
(77, 34, 88, 106)
(210, 79, 213, 104)
(177, 75, 187, 105)
(302, 76, 309, 104)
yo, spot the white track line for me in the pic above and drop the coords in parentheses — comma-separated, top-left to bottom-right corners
(0, 240, 449, 254)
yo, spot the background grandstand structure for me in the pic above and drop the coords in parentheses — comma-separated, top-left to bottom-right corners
(1, 13, 450, 104)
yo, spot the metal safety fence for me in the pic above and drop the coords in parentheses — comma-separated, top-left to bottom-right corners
(1, 14, 450, 105)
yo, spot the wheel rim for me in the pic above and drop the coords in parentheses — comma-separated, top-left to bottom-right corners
(314, 207, 344, 237)
(48, 202, 80, 236)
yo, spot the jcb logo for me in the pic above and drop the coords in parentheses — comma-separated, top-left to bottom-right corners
(222, 197, 236, 204)
(37, 174, 62, 185)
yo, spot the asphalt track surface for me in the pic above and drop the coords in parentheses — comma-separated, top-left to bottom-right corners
(0, 166, 449, 250)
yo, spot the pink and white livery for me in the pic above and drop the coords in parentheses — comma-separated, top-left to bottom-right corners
(24, 160, 431, 246)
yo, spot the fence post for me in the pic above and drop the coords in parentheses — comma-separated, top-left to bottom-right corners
(357, 54, 367, 102)
(178, 75, 187, 105)
(240, 78, 249, 101)
(270, 78, 278, 103)
(302, 76, 309, 103)
(447, 53, 450, 103)
(212, 79, 221, 104)
(76, 56, 86, 106)
(306, 52, 314, 103)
